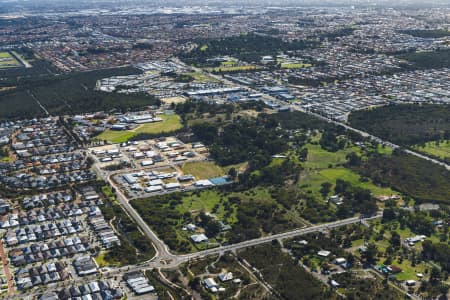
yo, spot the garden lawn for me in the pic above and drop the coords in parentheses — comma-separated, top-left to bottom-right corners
(394, 259, 427, 281)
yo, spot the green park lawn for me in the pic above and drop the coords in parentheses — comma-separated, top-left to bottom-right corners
(303, 143, 353, 169)
(149, 187, 274, 253)
(394, 259, 428, 281)
(208, 65, 261, 72)
(221, 61, 237, 66)
(177, 187, 273, 223)
(181, 161, 225, 180)
(0, 52, 11, 58)
(183, 71, 219, 83)
(95, 114, 183, 143)
(296, 142, 396, 198)
(314, 168, 397, 197)
(280, 63, 312, 69)
(95, 251, 120, 268)
(0, 52, 20, 68)
(413, 140, 450, 160)
(0, 157, 12, 162)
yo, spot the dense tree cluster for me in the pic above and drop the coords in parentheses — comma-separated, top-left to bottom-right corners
(330, 272, 403, 300)
(0, 66, 159, 120)
(397, 210, 434, 236)
(348, 104, 450, 146)
(98, 185, 155, 265)
(353, 150, 450, 203)
(0, 49, 58, 87)
(399, 49, 450, 69)
(275, 111, 336, 131)
(399, 29, 450, 38)
(174, 99, 266, 124)
(422, 241, 450, 272)
(131, 193, 192, 252)
(196, 212, 221, 238)
(239, 158, 303, 188)
(239, 243, 336, 300)
(225, 195, 296, 244)
(319, 131, 347, 152)
(334, 179, 378, 218)
(180, 33, 318, 65)
(288, 232, 348, 260)
(191, 114, 289, 166)
(318, 27, 356, 41)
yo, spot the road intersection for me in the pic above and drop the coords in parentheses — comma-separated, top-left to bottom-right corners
(80, 64, 450, 299)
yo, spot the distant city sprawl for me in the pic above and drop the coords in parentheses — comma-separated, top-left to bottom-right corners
(0, 2, 449, 300)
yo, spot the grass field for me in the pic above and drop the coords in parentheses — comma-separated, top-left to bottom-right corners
(280, 63, 312, 69)
(221, 61, 237, 66)
(181, 161, 225, 179)
(0, 52, 21, 69)
(177, 187, 274, 224)
(177, 189, 236, 223)
(95, 251, 120, 268)
(312, 168, 397, 197)
(0, 148, 11, 162)
(183, 71, 219, 83)
(296, 142, 397, 199)
(95, 114, 183, 143)
(394, 259, 428, 281)
(303, 143, 352, 169)
(223, 161, 248, 174)
(161, 96, 187, 105)
(139, 187, 277, 253)
(207, 65, 261, 72)
(0, 156, 12, 162)
(413, 140, 450, 160)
